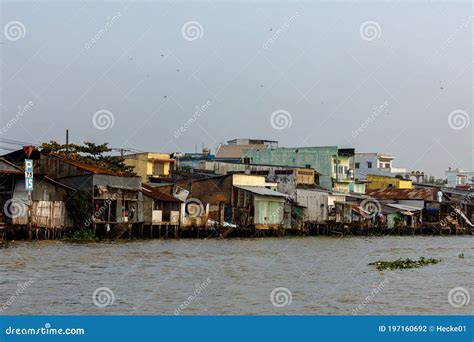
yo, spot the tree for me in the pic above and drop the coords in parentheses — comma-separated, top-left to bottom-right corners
(40, 141, 136, 176)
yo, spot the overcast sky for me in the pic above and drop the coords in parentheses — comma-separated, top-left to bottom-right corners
(1, 0, 472, 177)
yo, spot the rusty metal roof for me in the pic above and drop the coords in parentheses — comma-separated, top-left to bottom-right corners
(47, 153, 120, 176)
(366, 188, 437, 200)
(142, 183, 183, 202)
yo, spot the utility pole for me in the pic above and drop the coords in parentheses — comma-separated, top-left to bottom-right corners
(65, 129, 69, 157)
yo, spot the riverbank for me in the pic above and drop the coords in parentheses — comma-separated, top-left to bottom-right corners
(2, 223, 473, 241)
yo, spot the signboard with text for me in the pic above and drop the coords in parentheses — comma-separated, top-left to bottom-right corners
(25, 159, 33, 191)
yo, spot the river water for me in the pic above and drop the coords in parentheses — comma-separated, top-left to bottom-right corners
(0, 236, 472, 315)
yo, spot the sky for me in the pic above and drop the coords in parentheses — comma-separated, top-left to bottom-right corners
(0, 0, 472, 178)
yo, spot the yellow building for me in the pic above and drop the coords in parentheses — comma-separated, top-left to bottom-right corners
(366, 174, 412, 190)
(124, 152, 176, 183)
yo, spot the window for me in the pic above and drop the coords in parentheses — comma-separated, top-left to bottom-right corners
(355, 162, 360, 169)
(384, 163, 390, 168)
(243, 157, 250, 164)
(367, 162, 372, 169)
(275, 170, 293, 175)
(250, 170, 269, 175)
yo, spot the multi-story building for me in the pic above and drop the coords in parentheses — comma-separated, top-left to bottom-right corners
(352, 152, 419, 180)
(215, 139, 278, 162)
(123, 152, 176, 183)
(446, 168, 474, 189)
(242, 146, 361, 192)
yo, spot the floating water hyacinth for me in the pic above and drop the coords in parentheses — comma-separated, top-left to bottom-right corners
(369, 257, 441, 271)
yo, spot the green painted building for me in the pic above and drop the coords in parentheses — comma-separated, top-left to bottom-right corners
(243, 146, 355, 191)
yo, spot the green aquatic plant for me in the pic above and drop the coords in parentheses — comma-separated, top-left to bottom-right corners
(64, 228, 97, 241)
(369, 257, 441, 271)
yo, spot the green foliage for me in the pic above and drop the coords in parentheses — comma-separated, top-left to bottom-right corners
(66, 189, 92, 229)
(393, 216, 403, 227)
(458, 253, 465, 259)
(66, 228, 97, 241)
(369, 257, 441, 271)
(40, 141, 136, 176)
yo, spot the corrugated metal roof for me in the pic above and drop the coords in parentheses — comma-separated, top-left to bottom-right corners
(366, 188, 436, 200)
(235, 186, 288, 197)
(142, 183, 183, 202)
(47, 154, 120, 176)
(385, 203, 422, 212)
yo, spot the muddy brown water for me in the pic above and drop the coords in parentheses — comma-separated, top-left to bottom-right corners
(0, 236, 472, 315)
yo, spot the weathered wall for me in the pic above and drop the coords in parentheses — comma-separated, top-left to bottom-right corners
(243, 146, 338, 190)
(296, 189, 328, 223)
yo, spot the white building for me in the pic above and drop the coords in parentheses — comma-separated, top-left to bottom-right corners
(445, 168, 474, 189)
(353, 153, 407, 180)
